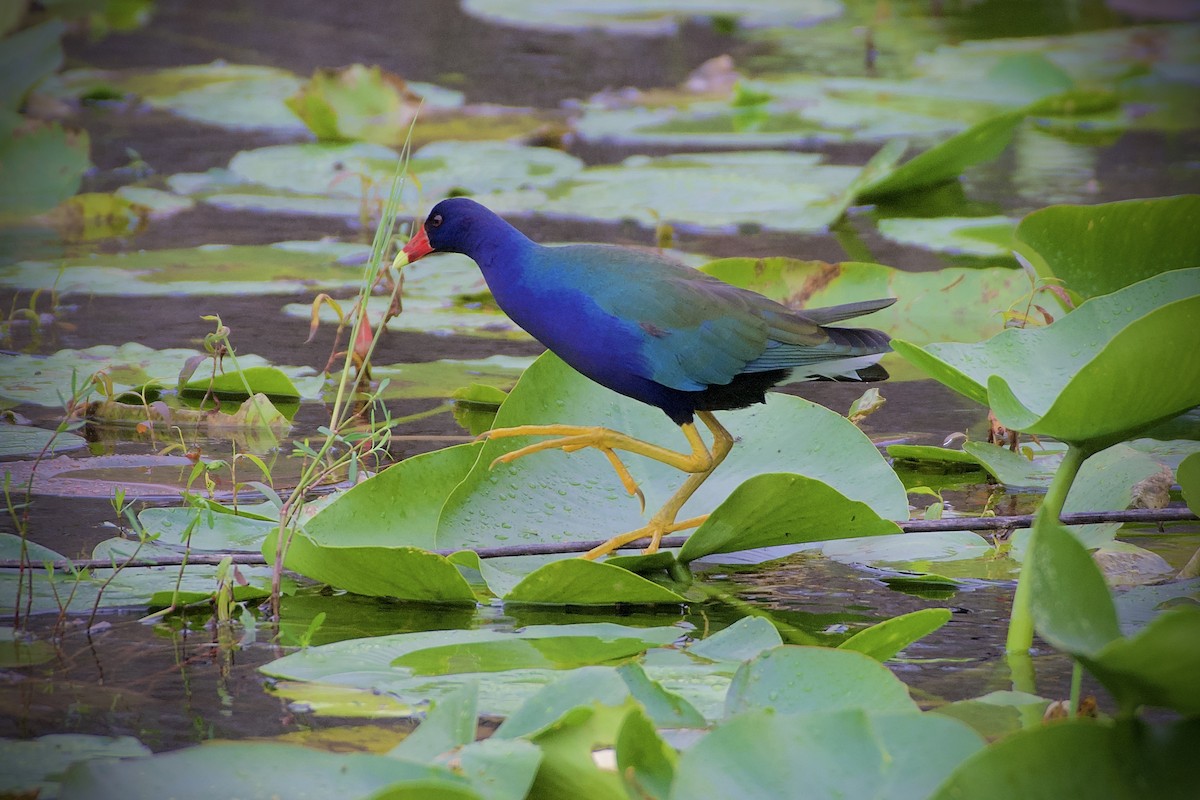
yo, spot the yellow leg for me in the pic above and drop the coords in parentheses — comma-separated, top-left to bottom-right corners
(584, 411, 734, 559)
(480, 421, 713, 507)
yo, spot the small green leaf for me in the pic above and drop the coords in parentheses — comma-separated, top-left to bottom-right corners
(503, 559, 686, 606)
(856, 111, 1025, 201)
(181, 365, 300, 400)
(839, 608, 952, 661)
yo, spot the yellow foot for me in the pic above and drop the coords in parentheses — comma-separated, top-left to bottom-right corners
(479, 422, 714, 511)
(582, 514, 708, 560)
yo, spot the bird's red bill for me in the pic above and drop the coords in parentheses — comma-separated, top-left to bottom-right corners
(401, 225, 433, 263)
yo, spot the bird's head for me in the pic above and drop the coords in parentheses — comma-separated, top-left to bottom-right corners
(395, 197, 493, 266)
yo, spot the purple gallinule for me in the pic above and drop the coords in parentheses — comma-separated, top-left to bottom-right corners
(397, 198, 894, 558)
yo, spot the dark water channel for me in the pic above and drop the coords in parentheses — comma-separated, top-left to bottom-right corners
(2, 0, 1198, 754)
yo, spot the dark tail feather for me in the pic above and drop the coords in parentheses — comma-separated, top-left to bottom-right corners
(804, 298, 897, 325)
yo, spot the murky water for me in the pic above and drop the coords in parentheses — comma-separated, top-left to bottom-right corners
(2, 0, 1197, 756)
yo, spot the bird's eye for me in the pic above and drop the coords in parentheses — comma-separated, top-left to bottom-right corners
(429, 213, 443, 228)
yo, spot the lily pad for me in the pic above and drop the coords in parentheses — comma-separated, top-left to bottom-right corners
(678, 473, 901, 562)
(856, 111, 1025, 201)
(1016, 195, 1200, 299)
(673, 708, 983, 800)
(459, 0, 842, 35)
(58, 741, 475, 800)
(261, 623, 684, 718)
(0, 121, 90, 218)
(542, 151, 866, 233)
(893, 269, 1200, 449)
(931, 717, 1197, 800)
(435, 352, 909, 555)
(0, 734, 149, 800)
(725, 645, 919, 716)
(44, 63, 462, 134)
(0, 18, 64, 112)
(0, 343, 322, 408)
(0, 424, 86, 457)
(177, 139, 582, 220)
(875, 216, 1017, 258)
(0, 240, 370, 295)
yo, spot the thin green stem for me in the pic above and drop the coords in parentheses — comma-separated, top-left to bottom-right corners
(1069, 659, 1082, 715)
(1006, 443, 1089, 654)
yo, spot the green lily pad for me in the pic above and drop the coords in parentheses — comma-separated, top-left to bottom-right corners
(725, 646, 919, 716)
(58, 741, 475, 800)
(543, 151, 865, 233)
(0, 734, 149, 800)
(678, 473, 901, 562)
(0, 343, 322, 408)
(0, 121, 90, 217)
(459, 0, 842, 34)
(181, 365, 300, 400)
(372, 356, 530, 401)
(44, 63, 462, 134)
(0, 18, 64, 112)
(838, 608, 952, 662)
(262, 623, 684, 718)
(673, 708, 983, 800)
(436, 352, 908, 556)
(0, 626, 56, 667)
(0, 424, 86, 457)
(894, 268, 1200, 448)
(856, 111, 1025, 201)
(137, 506, 275, 551)
(687, 616, 783, 662)
(876, 216, 1017, 258)
(504, 559, 686, 605)
(0, 240, 369, 295)
(931, 718, 1197, 800)
(178, 139, 582, 220)
(1016, 195, 1200, 299)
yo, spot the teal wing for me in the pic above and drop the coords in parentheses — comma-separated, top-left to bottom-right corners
(552, 245, 890, 392)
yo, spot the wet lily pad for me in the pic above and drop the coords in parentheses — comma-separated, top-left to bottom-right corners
(59, 740, 475, 800)
(0, 18, 64, 112)
(857, 111, 1025, 201)
(460, 0, 842, 34)
(0, 121, 91, 217)
(45, 63, 462, 134)
(876, 216, 1017, 258)
(435, 352, 909, 555)
(0, 734, 150, 800)
(0, 343, 322, 408)
(262, 623, 684, 718)
(176, 139, 582, 220)
(0, 424, 86, 457)
(893, 269, 1200, 449)
(543, 151, 865, 233)
(371, 356, 531, 401)
(1016, 195, 1200, 299)
(0, 240, 369, 295)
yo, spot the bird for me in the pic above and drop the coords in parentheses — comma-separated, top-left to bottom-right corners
(395, 197, 895, 559)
